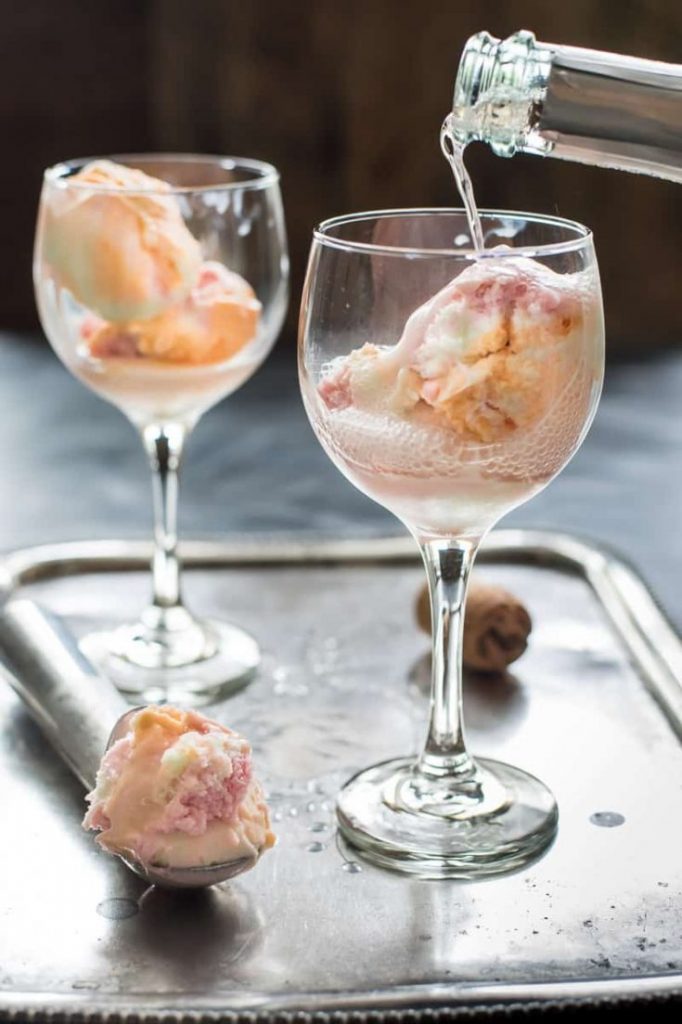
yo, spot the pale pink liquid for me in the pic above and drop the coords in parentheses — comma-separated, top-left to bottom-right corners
(69, 346, 260, 427)
(37, 265, 266, 428)
(304, 338, 597, 538)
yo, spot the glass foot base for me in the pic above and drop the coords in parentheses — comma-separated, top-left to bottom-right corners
(80, 616, 260, 706)
(336, 755, 558, 879)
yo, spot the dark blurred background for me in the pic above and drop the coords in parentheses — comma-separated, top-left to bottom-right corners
(1, 0, 680, 349)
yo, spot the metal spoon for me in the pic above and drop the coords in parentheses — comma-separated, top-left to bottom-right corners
(0, 598, 260, 889)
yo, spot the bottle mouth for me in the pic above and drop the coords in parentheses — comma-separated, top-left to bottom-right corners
(453, 30, 539, 108)
(454, 30, 500, 110)
(451, 29, 553, 157)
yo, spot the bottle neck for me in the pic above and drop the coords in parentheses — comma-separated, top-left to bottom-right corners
(453, 30, 682, 182)
(453, 30, 553, 158)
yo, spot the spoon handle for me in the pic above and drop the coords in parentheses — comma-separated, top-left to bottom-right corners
(0, 599, 128, 789)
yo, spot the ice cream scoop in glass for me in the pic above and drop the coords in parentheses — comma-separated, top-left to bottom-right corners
(299, 209, 604, 877)
(34, 156, 288, 704)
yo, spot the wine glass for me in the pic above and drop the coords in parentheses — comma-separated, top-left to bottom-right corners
(35, 155, 288, 704)
(299, 209, 604, 877)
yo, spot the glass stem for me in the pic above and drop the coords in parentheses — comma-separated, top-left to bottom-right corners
(418, 537, 479, 780)
(141, 422, 188, 618)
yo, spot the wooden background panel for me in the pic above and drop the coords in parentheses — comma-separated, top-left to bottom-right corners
(1, 0, 680, 352)
(0, 0, 151, 330)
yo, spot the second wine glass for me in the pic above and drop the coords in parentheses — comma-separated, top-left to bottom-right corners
(35, 154, 288, 704)
(300, 209, 604, 877)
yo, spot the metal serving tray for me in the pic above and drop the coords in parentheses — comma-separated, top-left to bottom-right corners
(0, 529, 680, 1021)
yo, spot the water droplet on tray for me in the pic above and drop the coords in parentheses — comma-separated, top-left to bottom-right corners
(273, 679, 309, 697)
(306, 842, 325, 853)
(96, 897, 138, 920)
(590, 811, 625, 828)
(342, 861, 362, 874)
(307, 779, 327, 796)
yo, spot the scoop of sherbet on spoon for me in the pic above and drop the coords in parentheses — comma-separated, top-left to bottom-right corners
(0, 599, 273, 889)
(85, 704, 275, 888)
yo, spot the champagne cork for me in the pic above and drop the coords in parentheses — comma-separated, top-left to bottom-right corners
(416, 579, 532, 672)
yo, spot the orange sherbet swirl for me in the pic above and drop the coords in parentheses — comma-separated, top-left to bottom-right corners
(44, 160, 202, 321)
(83, 706, 275, 870)
(319, 255, 595, 445)
(84, 261, 261, 366)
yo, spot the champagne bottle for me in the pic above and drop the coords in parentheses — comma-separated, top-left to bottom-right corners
(451, 30, 682, 183)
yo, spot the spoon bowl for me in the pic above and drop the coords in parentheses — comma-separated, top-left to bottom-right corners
(119, 852, 259, 889)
